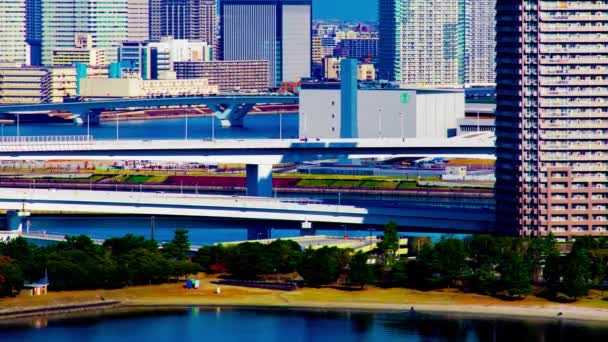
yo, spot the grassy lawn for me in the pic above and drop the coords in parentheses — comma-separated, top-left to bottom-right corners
(331, 180, 363, 188)
(398, 181, 418, 189)
(297, 179, 334, 187)
(2, 275, 607, 321)
(360, 181, 400, 189)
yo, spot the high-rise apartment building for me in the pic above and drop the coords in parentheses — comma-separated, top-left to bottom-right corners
(149, 0, 216, 48)
(41, 0, 129, 66)
(496, 0, 608, 238)
(0, 0, 30, 65)
(128, 0, 150, 42)
(220, 0, 311, 87)
(378, 0, 465, 87)
(463, 0, 495, 87)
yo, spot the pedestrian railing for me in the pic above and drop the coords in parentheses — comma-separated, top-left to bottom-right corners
(0, 135, 94, 151)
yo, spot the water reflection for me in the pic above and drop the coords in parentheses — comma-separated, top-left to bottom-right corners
(1, 307, 608, 342)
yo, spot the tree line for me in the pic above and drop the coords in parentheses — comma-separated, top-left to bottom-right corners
(2, 224, 608, 302)
(0, 229, 199, 297)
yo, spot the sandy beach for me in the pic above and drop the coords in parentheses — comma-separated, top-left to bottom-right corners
(2, 276, 608, 322)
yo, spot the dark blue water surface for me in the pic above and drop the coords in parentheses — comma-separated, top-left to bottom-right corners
(1, 308, 607, 342)
(1, 113, 299, 140)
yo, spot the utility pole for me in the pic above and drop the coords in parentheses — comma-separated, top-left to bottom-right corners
(150, 216, 155, 241)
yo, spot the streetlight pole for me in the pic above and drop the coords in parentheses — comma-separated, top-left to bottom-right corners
(378, 108, 382, 139)
(87, 114, 90, 141)
(279, 110, 283, 140)
(116, 113, 119, 141)
(185, 112, 189, 141)
(400, 112, 405, 142)
(17, 114, 20, 141)
(211, 115, 215, 140)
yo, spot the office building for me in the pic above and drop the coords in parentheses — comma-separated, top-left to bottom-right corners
(220, 0, 311, 87)
(496, 0, 608, 238)
(26, 0, 42, 65)
(41, 0, 128, 66)
(0, 0, 30, 65)
(300, 84, 464, 139)
(464, 0, 495, 87)
(79, 77, 218, 98)
(48, 66, 107, 102)
(0, 66, 50, 104)
(378, 0, 465, 87)
(336, 38, 378, 61)
(322, 57, 376, 82)
(150, 0, 216, 48)
(128, 0, 150, 42)
(174, 60, 269, 92)
(119, 38, 213, 80)
(51, 48, 106, 67)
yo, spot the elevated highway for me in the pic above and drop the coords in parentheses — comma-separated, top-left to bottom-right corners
(0, 136, 495, 197)
(0, 95, 299, 127)
(1, 188, 495, 233)
(0, 136, 495, 164)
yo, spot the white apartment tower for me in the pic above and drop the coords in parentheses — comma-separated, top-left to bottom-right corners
(41, 0, 129, 66)
(0, 0, 30, 65)
(464, 0, 496, 87)
(379, 0, 465, 87)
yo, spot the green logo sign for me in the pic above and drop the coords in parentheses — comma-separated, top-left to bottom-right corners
(400, 93, 410, 104)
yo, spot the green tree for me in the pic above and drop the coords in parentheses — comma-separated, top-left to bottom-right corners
(349, 252, 372, 289)
(378, 221, 399, 259)
(562, 247, 592, 299)
(499, 252, 531, 298)
(0, 256, 24, 297)
(226, 242, 273, 279)
(267, 239, 303, 274)
(434, 238, 468, 287)
(193, 245, 229, 273)
(298, 247, 342, 286)
(163, 229, 191, 261)
(389, 259, 409, 287)
(104, 234, 158, 256)
(526, 235, 558, 283)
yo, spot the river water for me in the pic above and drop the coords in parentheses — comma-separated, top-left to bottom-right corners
(1, 307, 607, 342)
(2, 113, 299, 140)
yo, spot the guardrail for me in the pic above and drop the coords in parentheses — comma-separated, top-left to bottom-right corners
(0, 135, 93, 151)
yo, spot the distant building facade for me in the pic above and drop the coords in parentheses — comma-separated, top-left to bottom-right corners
(300, 85, 464, 139)
(0, 0, 30, 65)
(149, 0, 216, 49)
(220, 0, 311, 87)
(0, 67, 50, 103)
(378, 0, 465, 87)
(336, 38, 378, 60)
(41, 0, 129, 66)
(174, 60, 270, 92)
(464, 0, 495, 86)
(79, 77, 218, 98)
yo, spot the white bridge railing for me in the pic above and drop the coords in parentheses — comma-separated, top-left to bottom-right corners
(0, 135, 94, 151)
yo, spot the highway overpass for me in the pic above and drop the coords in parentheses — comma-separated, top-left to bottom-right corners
(0, 95, 299, 127)
(0, 136, 495, 164)
(1, 188, 495, 234)
(0, 136, 495, 196)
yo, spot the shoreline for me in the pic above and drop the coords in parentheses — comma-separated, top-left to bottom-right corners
(2, 278, 608, 324)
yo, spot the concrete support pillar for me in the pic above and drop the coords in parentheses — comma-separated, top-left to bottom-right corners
(300, 221, 316, 237)
(246, 225, 271, 241)
(6, 210, 30, 232)
(246, 164, 273, 197)
(72, 109, 101, 126)
(210, 104, 254, 128)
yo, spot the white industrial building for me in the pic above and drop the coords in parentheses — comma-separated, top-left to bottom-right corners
(299, 85, 465, 139)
